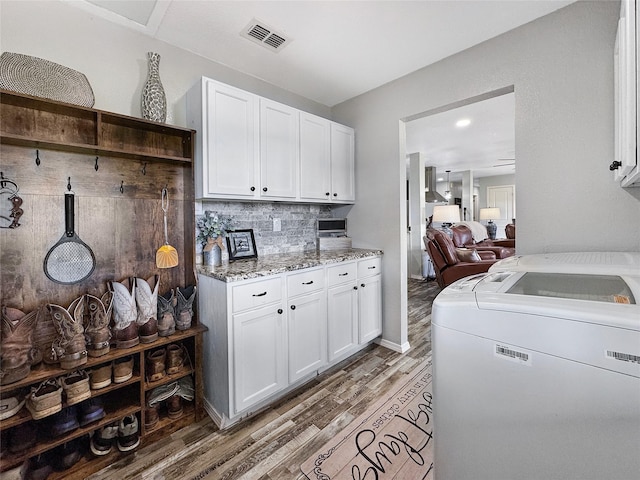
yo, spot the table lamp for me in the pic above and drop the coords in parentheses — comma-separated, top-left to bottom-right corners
(479, 207, 501, 240)
(432, 205, 460, 237)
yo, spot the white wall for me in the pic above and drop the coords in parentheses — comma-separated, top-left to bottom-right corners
(331, 1, 640, 349)
(0, 1, 331, 125)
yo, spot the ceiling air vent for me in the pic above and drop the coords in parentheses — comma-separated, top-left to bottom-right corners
(241, 19, 291, 52)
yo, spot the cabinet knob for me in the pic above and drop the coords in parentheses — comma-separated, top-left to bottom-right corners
(609, 160, 623, 171)
(361, 283, 365, 288)
(353, 286, 358, 290)
(263, 187, 268, 192)
(250, 186, 256, 192)
(325, 192, 330, 196)
(333, 193, 338, 197)
(277, 308, 283, 314)
(290, 305, 296, 310)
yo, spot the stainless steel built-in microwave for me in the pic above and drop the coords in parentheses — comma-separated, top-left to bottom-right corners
(317, 218, 347, 235)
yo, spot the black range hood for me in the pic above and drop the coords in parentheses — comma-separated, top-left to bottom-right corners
(425, 166, 447, 203)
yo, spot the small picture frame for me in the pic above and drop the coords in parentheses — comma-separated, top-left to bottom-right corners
(226, 229, 257, 261)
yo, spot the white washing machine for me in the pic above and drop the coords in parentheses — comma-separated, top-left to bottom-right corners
(432, 253, 640, 480)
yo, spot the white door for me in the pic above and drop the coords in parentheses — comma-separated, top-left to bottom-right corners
(358, 274, 382, 343)
(233, 304, 287, 413)
(260, 99, 299, 199)
(205, 80, 258, 197)
(288, 290, 327, 382)
(299, 112, 331, 201)
(327, 282, 358, 361)
(487, 185, 515, 238)
(330, 123, 355, 202)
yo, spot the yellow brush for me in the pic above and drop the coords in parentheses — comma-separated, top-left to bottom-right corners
(156, 188, 179, 268)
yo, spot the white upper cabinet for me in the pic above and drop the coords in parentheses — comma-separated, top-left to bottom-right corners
(188, 77, 355, 202)
(299, 112, 332, 201)
(613, 0, 639, 187)
(187, 78, 258, 198)
(330, 123, 356, 202)
(260, 99, 299, 199)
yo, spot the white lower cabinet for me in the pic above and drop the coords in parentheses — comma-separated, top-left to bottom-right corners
(233, 303, 287, 413)
(198, 254, 382, 428)
(327, 281, 359, 361)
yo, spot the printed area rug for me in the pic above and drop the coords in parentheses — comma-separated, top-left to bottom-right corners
(301, 359, 433, 480)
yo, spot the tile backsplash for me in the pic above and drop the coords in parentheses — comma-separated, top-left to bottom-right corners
(196, 201, 333, 255)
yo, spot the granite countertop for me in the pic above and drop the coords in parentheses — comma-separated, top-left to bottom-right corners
(197, 248, 383, 282)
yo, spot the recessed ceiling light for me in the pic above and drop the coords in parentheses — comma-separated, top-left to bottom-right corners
(456, 118, 471, 128)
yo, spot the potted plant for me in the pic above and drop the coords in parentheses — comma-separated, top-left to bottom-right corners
(196, 211, 235, 266)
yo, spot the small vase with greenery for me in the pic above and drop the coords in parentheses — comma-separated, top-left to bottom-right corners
(197, 211, 235, 265)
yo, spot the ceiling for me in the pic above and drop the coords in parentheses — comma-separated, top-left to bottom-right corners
(405, 92, 515, 180)
(72, 0, 575, 178)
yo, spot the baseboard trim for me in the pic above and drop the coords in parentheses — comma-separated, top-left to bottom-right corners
(377, 338, 411, 353)
(203, 398, 227, 429)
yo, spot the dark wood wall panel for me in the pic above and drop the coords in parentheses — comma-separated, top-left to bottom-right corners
(1, 145, 190, 312)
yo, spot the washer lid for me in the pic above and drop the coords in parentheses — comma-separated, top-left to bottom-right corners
(490, 252, 640, 275)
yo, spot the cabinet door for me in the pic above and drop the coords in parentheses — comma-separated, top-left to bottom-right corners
(260, 99, 298, 199)
(233, 304, 287, 413)
(327, 282, 358, 361)
(288, 290, 327, 382)
(358, 274, 382, 343)
(204, 80, 258, 197)
(330, 123, 355, 203)
(299, 112, 331, 201)
(614, 0, 638, 183)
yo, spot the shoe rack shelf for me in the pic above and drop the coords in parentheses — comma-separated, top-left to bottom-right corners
(0, 91, 206, 478)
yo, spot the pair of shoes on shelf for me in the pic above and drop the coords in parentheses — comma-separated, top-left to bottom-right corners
(89, 356, 134, 389)
(21, 434, 88, 479)
(147, 376, 194, 422)
(110, 276, 160, 349)
(90, 414, 140, 455)
(157, 285, 197, 335)
(7, 421, 37, 454)
(42, 397, 105, 437)
(146, 343, 190, 382)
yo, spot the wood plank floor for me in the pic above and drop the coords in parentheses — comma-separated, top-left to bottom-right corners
(89, 278, 440, 480)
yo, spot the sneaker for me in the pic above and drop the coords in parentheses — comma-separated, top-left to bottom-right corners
(25, 379, 62, 420)
(167, 394, 183, 419)
(60, 370, 91, 405)
(117, 414, 140, 452)
(45, 405, 79, 437)
(90, 422, 118, 456)
(113, 356, 134, 384)
(8, 421, 36, 454)
(50, 435, 87, 471)
(144, 402, 159, 429)
(21, 452, 53, 480)
(78, 397, 105, 427)
(0, 391, 26, 420)
(89, 363, 112, 390)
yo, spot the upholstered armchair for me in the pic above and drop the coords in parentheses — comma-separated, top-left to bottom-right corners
(424, 229, 498, 288)
(451, 225, 515, 258)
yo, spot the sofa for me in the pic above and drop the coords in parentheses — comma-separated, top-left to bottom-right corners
(451, 224, 515, 258)
(424, 229, 499, 288)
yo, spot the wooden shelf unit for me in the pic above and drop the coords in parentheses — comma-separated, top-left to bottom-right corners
(0, 90, 204, 478)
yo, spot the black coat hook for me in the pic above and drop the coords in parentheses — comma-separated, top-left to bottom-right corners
(120, 181, 124, 194)
(142, 162, 147, 175)
(67, 177, 72, 192)
(95, 157, 99, 171)
(35, 150, 41, 166)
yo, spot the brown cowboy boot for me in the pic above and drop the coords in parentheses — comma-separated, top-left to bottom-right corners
(175, 286, 196, 331)
(110, 279, 139, 349)
(1, 306, 37, 385)
(70, 293, 112, 358)
(49, 303, 87, 370)
(157, 289, 176, 337)
(135, 275, 159, 343)
(33, 305, 59, 365)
